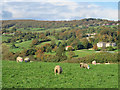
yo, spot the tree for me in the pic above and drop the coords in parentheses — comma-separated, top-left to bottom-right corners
(11, 27, 17, 32)
(93, 44, 98, 51)
(53, 46, 58, 52)
(11, 43, 17, 48)
(55, 44, 67, 61)
(32, 39, 39, 45)
(81, 38, 89, 49)
(46, 46, 52, 53)
(107, 46, 114, 51)
(2, 44, 10, 59)
(51, 40, 56, 48)
(35, 49, 44, 61)
(68, 51, 76, 59)
(57, 41, 62, 47)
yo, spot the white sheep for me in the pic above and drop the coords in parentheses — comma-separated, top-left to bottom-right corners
(92, 60, 96, 65)
(54, 65, 63, 75)
(80, 63, 90, 69)
(16, 57, 23, 62)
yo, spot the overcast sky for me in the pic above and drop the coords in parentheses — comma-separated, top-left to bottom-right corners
(0, 0, 119, 21)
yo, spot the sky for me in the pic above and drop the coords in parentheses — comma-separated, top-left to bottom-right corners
(0, 0, 119, 21)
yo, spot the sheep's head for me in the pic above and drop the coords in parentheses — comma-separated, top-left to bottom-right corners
(87, 65, 90, 69)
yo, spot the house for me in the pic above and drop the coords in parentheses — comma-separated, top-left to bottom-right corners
(86, 33, 97, 37)
(65, 46, 73, 50)
(111, 43, 116, 47)
(97, 42, 106, 48)
(97, 42, 116, 48)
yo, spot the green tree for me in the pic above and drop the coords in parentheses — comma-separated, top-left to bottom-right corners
(55, 44, 67, 61)
(81, 38, 89, 49)
(68, 51, 76, 59)
(32, 39, 39, 45)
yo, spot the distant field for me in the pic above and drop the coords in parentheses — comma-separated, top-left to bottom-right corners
(45, 49, 97, 58)
(2, 35, 12, 41)
(17, 28, 45, 32)
(16, 27, 70, 33)
(66, 49, 96, 58)
(8, 40, 33, 53)
(2, 60, 118, 88)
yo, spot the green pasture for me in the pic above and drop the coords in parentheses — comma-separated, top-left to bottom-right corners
(17, 28, 45, 32)
(2, 35, 12, 41)
(8, 40, 33, 52)
(16, 27, 70, 33)
(2, 60, 118, 88)
(45, 49, 96, 58)
(72, 49, 96, 58)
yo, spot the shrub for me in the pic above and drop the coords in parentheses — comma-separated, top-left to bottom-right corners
(68, 51, 76, 59)
(107, 46, 114, 51)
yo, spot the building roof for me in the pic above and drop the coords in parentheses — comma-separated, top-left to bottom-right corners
(66, 46, 72, 47)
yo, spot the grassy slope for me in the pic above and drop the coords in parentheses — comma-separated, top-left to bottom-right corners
(66, 49, 96, 58)
(2, 35, 12, 41)
(2, 60, 118, 88)
(9, 40, 33, 52)
(17, 27, 70, 33)
(45, 49, 97, 58)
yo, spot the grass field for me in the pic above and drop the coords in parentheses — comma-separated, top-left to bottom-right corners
(16, 27, 70, 33)
(45, 49, 97, 58)
(66, 49, 96, 58)
(8, 40, 33, 52)
(2, 35, 12, 41)
(2, 60, 118, 88)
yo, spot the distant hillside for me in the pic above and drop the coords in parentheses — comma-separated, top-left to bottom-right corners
(2, 18, 118, 29)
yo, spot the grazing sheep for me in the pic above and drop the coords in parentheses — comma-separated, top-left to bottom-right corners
(92, 60, 96, 65)
(24, 57, 30, 62)
(54, 65, 63, 75)
(80, 63, 90, 69)
(16, 57, 23, 62)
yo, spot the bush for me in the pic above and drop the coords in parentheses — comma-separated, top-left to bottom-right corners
(68, 51, 76, 59)
(107, 46, 114, 51)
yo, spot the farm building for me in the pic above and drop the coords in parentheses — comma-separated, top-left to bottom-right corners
(97, 42, 116, 48)
(65, 46, 73, 50)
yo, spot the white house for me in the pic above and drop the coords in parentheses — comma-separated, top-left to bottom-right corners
(97, 42, 116, 48)
(106, 43, 112, 47)
(111, 43, 116, 47)
(97, 42, 106, 47)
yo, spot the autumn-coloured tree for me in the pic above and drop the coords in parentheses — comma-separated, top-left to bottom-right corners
(35, 49, 44, 61)
(93, 44, 98, 51)
(75, 30, 83, 39)
(53, 46, 58, 52)
(32, 39, 39, 45)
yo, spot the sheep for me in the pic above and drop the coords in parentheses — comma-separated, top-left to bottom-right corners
(24, 57, 30, 62)
(92, 60, 96, 65)
(16, 57, 23, 62)
(54, 65, 63, 75)
(80, 63, 90, 69)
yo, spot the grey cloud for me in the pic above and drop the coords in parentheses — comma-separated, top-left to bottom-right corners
(2, 11, 13, 19)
